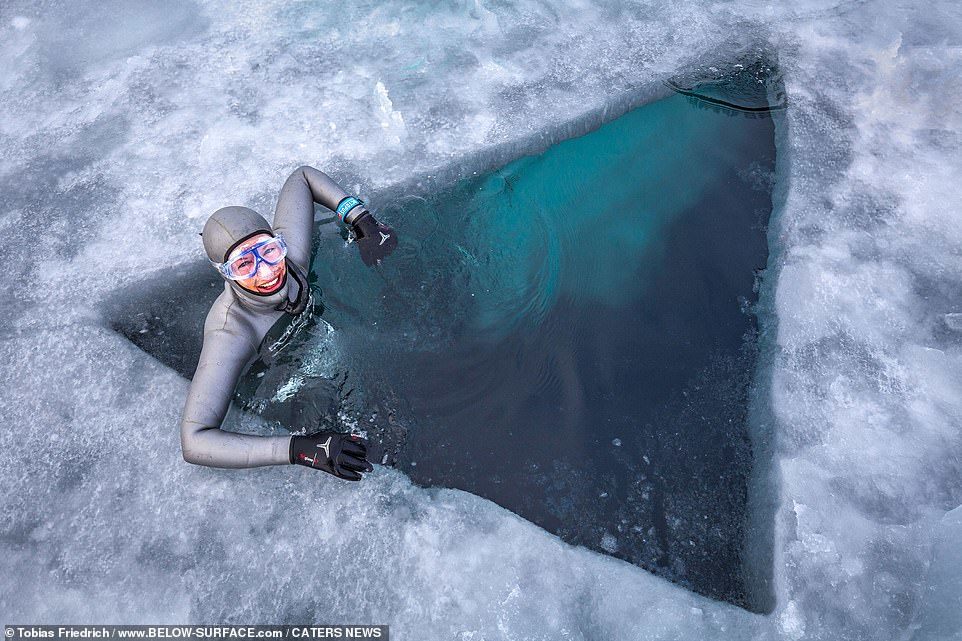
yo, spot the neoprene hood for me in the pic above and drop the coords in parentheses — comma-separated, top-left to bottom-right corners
(202, 206, 292, 312)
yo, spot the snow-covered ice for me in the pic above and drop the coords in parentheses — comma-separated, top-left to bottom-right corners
(1, 0, 960, 638)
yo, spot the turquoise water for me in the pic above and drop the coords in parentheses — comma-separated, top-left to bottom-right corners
(231, 92, 775, 607)
(308, 93, 756, 335)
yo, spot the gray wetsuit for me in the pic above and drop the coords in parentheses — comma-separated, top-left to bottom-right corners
(180, 166, 365, 469)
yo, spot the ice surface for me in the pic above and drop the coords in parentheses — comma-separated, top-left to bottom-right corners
(1, 0, 961, 638)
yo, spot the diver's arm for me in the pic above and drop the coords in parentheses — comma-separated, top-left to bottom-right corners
(179, 311, 373, 476)
(273, 166, 357, 268)
(180, 326, 292, 469)
(273, 165, 397, 268)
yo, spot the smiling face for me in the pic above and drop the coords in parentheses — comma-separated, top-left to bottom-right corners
(228, 232, 287, 295)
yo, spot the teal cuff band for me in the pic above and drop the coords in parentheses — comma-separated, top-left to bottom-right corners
(335, 196, 364, 221)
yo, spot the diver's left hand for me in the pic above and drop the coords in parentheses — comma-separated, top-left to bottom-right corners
(351, 211, 398, 266)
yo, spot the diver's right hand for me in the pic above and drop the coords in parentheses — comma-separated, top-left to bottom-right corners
(290, 431, 374, 481)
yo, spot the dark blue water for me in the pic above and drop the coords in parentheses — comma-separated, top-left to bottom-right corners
(228, 92, 775, 607)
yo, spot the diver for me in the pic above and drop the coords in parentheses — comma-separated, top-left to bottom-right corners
(179, 166, 397, 480)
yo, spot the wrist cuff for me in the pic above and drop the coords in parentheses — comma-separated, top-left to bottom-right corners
(335, 196, 364, 222)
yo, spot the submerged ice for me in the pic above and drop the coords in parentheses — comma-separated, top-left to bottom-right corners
(1, 0, 961, 639)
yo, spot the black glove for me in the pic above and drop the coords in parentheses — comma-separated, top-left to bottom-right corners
(351, 211, 398, 266)
(290, 431, 374, 481)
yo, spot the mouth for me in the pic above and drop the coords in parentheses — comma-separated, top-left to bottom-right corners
(256, 274, 283, 293)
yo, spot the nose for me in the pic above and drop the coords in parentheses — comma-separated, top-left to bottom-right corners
(256, 259, 274, 279)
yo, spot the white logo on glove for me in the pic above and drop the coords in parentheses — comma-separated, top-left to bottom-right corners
(317, 436, 332, 459)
